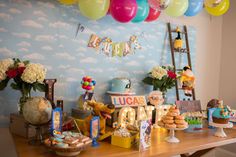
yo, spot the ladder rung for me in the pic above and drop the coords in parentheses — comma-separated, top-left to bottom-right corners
(171, 30, 187, 34)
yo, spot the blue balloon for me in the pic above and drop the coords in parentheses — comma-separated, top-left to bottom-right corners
(92, 80, 96, 85)
(132, 0, 149, 23)
(184, 0, 204, 17)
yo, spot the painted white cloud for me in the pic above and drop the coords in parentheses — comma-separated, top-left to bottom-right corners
(55, 34, 68, 40)
(0, 27, 7, 32)
(84, 28, 96, 35)
(12, 32, 31, 38)
(9, 8, 22, 14)
(125, 61, 140, 66)
(80, 57, 97, 63)
(101, 28, 120, 36)
(0, 39, 2, 42)
(145, 60, 157, 66)
(66, 77, 78, 82)
(18, 48, 29, 52)
(116, 70, 130, 77)
(76, 47, 86, 52)
(68, 68, 85, 74)
(37, 1, 55, 9)
(37, 17, 48, 22)
(73, 39, 87, 45)
(59, 65, 70, 69)
(0, 47, 16, 56)
(17, 0, 32, 8)
(88, 68, 103, 73)
(17, 41, 31, 47)
(35, 35, 56, 42)
(44, 65, 52, 71)
(106, 57, 122, 64)
(0, 13, 12, 21)
(59, 44, 64, 48)
(49, 21, 70, 29)
(41, 46, 53, 51)
(21, 20, 43, 29)
(77, 53, 85, 57)
(23, 53, 45, 60)
(133, 70, 145, 75)
(138, 55, 145, 59)
(55, 52, 76, 60)
(117, 26, 125, 30)
(33, 10, 47, 17)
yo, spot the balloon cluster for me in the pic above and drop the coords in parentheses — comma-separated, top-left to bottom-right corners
(81, 76, 96, 91)
(59, 0, 230, 22)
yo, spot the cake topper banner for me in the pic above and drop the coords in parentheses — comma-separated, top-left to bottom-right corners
(111, 96, 147, 108)
(87, 34, 142, 57)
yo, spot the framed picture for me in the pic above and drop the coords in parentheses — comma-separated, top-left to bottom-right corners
(176, 100, 201, 114)
(90, 116, 100, 147)
(139, 120, 151, 151)
(51, 107, 62, 135)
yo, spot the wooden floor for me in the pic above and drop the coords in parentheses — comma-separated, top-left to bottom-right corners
(13, 127, 236, 157)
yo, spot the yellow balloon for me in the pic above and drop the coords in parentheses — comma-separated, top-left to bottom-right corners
(78, 0, 110, 20)
(204, 0, 222, 8)
(59, 0, 77, 5)
(205, 0, 230, 16)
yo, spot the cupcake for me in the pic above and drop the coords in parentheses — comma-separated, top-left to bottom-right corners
(212, 101, 231, 124)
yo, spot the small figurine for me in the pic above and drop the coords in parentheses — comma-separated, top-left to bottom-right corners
(174, 27, 183, 50)
(180, 66, 195, 97)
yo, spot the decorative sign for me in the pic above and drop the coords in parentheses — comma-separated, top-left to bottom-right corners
(88, 34, 142, 57)
(118, 107, 136, 127)
(176, 100, 201, 114)
(139, 120, 151, 151)
(111, 96, 147, 108)
(153, 105, 172, 128)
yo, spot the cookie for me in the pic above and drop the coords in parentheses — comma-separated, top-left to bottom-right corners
(158, 121, 165, 127)
(163, 119, 174, 124)
(175, 119, 186, 124)
(56, 143, 69, 148)
(175, 115, 185, 120)
(64, 137, 79, 145)
(163, 115, 174, 120)
(167, 112, 178, 117)
(165, 123, 176, 129)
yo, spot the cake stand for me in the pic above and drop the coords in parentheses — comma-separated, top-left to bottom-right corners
(162, 126, 188, 143)
(209, 122, 233, 137)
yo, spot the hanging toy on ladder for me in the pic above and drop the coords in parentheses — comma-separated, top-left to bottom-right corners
(174, 27, 183, 51)
(180, 66, 195, 97)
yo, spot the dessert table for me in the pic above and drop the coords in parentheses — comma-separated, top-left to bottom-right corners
(13, 127, 236, 157)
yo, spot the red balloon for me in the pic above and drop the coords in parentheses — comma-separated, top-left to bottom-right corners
(110, 0, 138, 23)
(145, 7, 161, 22)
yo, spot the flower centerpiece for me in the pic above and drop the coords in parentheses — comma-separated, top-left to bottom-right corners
(0, 58, 47, 113)
(142, 65, 177, 96)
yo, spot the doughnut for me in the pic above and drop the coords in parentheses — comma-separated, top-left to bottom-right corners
(165, 123, 176, 129)
(163, 119, 174, 124)
(175, 119, 187, 124)
(163, 115, 174, 120)
(176, 124, 187, 128)
(175, 115, 185, 120)
(167, 112, 178, 117)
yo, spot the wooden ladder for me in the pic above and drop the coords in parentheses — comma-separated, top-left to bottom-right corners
(167, 22, 196, 101)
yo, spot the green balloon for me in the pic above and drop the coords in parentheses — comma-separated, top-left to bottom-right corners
(84, 81, 89, 86)
(78, 0, 110, 20)
(165, 0, 189, 17)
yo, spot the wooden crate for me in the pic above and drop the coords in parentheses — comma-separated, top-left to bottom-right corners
(9, 113, 49, 138)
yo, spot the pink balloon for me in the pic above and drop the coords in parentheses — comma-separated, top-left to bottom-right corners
(110, 0, 137, 23)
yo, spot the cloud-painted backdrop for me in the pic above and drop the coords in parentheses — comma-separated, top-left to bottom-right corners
(0, 0, 196, 127)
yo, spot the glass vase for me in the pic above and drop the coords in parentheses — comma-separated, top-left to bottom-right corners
(19, 90, 30, 114)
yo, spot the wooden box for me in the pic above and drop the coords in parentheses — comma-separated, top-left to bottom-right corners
(9, 113, 49, 138)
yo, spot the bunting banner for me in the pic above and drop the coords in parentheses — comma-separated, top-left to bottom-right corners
(87, 34, 142, 57)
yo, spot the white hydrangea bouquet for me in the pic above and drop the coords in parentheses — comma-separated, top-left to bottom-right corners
(142, 65, 177, 93)
(0, 58, 47, 113)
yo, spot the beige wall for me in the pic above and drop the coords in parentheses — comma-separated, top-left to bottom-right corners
(159, 11, 223, 108)
(219, 0, 236, 108)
